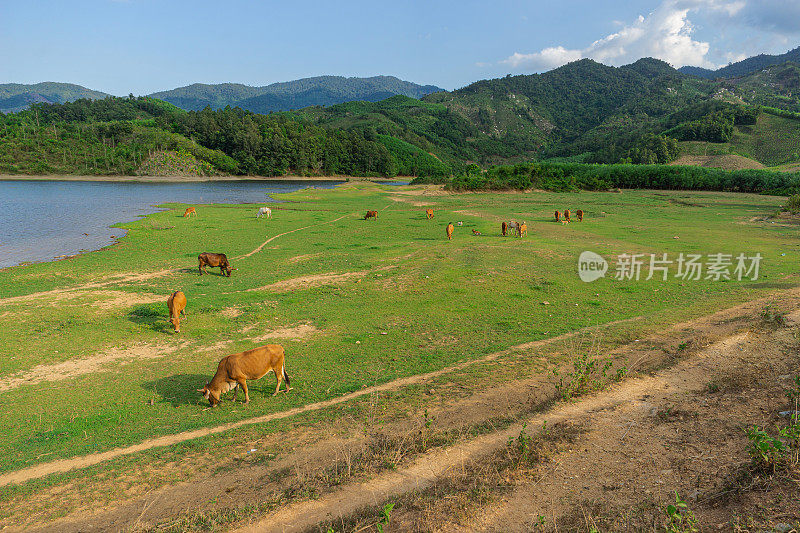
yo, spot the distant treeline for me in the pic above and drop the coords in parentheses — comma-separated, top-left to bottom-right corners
(1, 96, 451, 178)
(413, 161, 800, 195)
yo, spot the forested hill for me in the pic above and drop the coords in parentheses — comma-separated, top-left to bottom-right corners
(2, 55, 800, 181)
(0, 83, 110, 114)
(148, 76, 443, 112)
(679, 46, 800, 79)
(295, 58, 708, 164)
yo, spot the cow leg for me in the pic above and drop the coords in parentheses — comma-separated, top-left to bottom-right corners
(238, 380, 250, 403)
(273, 372, 283, 396)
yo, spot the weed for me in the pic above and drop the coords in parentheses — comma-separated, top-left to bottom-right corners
(746, 408, 800, 473)
(664, 492, 699, 533)
(553, 354, 615, 400)
(759, 305, 787, 327)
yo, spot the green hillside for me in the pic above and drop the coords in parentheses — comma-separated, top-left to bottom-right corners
(0, 82, 110, 114)
(676, 111, 800, 167)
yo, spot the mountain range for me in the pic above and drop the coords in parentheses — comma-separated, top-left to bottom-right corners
(0, 76, 442, 114)
(0, 82, 110, 114)
(679, 46, 800, 79)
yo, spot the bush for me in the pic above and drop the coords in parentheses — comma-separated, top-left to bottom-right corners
(786, 194, 800, 214)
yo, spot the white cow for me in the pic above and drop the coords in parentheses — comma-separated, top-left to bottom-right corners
(256, 206, 272, 219)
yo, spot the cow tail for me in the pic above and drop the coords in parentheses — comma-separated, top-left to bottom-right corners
(282, 365, 290, 386)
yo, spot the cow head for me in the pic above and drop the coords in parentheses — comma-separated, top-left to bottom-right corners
(170, 316, 180, 333)
(226, 266, 237, 277)
(197, 383, 221, 407)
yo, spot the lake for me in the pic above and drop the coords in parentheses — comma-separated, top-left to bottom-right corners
(0, 180, 341, 269)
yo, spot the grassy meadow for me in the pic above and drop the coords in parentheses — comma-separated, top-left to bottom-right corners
(0, 182, 798, 482)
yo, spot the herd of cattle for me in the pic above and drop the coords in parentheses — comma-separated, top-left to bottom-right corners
(169, 203, 584, 407)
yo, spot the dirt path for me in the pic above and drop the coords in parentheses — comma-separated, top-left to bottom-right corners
(236, 334, 751, 532)
(237, 313, 800, 532)
(237, 212, 355, 259)
(0, 315, 644, 488)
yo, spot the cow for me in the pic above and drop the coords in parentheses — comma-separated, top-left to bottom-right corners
(512, 221, 522, 237)
(198, 252, 234, 277)
(519, 222, 528, 237)
(472, 229, 482, 236)
(197, 344, 291, 407)
(364, 210, 378, 220)
(183, 207, 197, 218)
(446, 222, 454, 240)
(426, 208, 434, 219)
(564, 209, 571, 223)
(554, 210, 561, 222)
(256, 206, 272, 219)
(167, 291, 187, 333)
(576, 209, 584, 222)
(501, 221, 508, 236)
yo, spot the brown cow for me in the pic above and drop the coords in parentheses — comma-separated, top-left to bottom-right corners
(446, 222, 454, 240)
(198, 344, 291, 407)
(167, 291, 187, 333)
(364, 210, 378, 220)
(501, 221, 508, 236)
(198, 252, 234, 277)
(554, 210, 561, 222)
(576, 209, 584, 221)
(519, 222, 528, 237)
(425, 208, 434, 219)
(183, 207, 197, 218)
(564, 209, 571, 223)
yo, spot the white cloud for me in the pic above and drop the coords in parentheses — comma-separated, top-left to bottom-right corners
(502, 47, 583, 70)
(500, 0, 754, 71)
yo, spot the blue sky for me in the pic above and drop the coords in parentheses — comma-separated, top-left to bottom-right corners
(1, 0, 798, 95)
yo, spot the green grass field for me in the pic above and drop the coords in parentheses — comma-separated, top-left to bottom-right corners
(1, 182, 798, 480)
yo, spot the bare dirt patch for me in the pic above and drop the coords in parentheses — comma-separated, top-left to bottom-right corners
(671, 154, 765, 170)
(287, 252, 324, 264)
(248, 323, 318, 342)
(85, 290, 165, 310)
(220, 307, 243, 318)
(247, 271, 368, 293)
(0, 343, 183, 393)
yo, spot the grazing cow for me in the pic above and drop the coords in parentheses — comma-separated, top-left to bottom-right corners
(256, 206, 272, 219)
(472, 229, 482, 236)
(426, 208, 434, 219)
(554, 210, 561, 222)
(364, 210, 378, 220)
(446, 222, 454, 240)
(513, 221, 522, 237)
(198, 344, 291, 407)
(564, 209, 571, 222)
(183, 207, 197, 218)
(501, 221, 508, 236)
(167, 291, 187, 333)
(576, 209, 584, 222)
(519, 222, 528, 237)
(198, 252, 234, 277)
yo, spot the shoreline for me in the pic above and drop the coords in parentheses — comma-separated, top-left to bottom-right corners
(0, 174, 409, 183)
